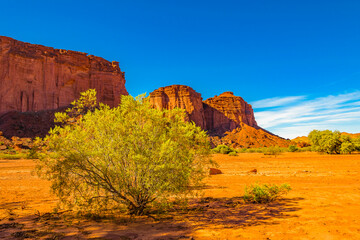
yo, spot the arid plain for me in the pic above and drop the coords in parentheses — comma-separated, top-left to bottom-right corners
(1, 152, 359, 239)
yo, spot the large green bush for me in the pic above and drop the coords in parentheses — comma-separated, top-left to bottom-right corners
(308, 130, 358, 154)
(36, 90, 212, 216)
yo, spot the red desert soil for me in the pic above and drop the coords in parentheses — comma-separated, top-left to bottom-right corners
(1, 152, 360, 239)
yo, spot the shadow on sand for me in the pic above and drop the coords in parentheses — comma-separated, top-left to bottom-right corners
(0, 197, 303, 239)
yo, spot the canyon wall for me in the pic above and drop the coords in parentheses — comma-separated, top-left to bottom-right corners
(0, 36, 128, 114)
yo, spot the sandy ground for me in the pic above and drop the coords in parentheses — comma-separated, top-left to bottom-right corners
(0, 152, 360, 239)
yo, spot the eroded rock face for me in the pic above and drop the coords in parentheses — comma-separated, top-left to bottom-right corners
(149, 85, 290, 147)
(149, 85, 206, 129)
(0, 36, 128, 114)
(204, 92, 258, 135)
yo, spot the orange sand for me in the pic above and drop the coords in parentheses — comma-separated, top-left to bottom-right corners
(1, 152, 360, 239)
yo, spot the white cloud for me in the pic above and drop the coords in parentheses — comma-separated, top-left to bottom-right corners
(251, 96, 306, 108)
(253, 91, 360, 139)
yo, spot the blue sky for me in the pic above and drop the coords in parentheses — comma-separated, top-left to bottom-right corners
(1, 0, 359, 138)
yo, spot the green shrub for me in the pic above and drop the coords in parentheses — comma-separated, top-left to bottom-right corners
(26, 148, 39, 159)
(263, 146, 282, 156)
(238, 148, 248, 153)
(212, 145, 232, 154)
(228, 151, 238, 156)
(36, 90, 212, 216)
(288, 145, 298, 152)
(0, 153, 27, 160)
(243, 183, 291, 203)
(308, 130, 360, 154)
(297, 146, 312, 152)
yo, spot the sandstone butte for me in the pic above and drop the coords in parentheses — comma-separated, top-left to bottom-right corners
(149, 85, 291, 148)
(0, 36, 128, 113)
(0, 36, 290, 148)
(0, 36, 128, 138)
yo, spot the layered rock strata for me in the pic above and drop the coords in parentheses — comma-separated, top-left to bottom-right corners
(149, 85, 206, 129)
(203, 92, 258, 136)
(0, 36, 128, 114)
(149, 85, 290, 147)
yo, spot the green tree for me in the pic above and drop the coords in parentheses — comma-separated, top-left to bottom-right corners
(288, 145, 298, 152)
(353, 137, 360, 151)
(36, 90, 212, 216)
(308, 130, 342, 154)
(340, 135, 356, 154)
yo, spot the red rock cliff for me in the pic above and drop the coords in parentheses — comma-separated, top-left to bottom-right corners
(204, 92, 258, 135)
(149, 85, 206, 129)
(0, 36, 128, 114)
(149, 85, 290, 147)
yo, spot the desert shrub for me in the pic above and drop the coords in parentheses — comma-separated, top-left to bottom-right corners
(263, 146, 282, 156)
(36, 90, 212, 216)
(297, 146, 312, 152)
(340, 141, 356, 154)
(237, 148, 248, 153)
(308, 130, 341, 154)
(25, 147, 39, 159)
(288, 145, 298, 152)
(0, 152, 28, 159)
(212, 145, 232, 154)
(309, 130, 358, 154)
(354, 137, 360, 151)
(228, 151, 238, 156)
(243, 183, 291, 203)
(211, 145, 238, 155)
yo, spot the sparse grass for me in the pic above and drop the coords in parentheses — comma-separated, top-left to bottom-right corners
(243, 183, 291, 203)
(0, 153, 27, 159)
(212, 145, 238, 155)
(0, 148, 39, 160)
(237, 146, 313, 154)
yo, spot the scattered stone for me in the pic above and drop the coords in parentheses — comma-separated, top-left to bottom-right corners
(249, 169, 258, 174)
(209, 168, 223, 175)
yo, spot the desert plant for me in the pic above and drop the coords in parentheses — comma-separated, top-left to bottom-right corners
(308, 130, 359, 154)
(243, 183, 291, 203)
(308, 130, 341, 154)
(228, 151, 238, 156)
(0, 153, 27, 159)
(340, 141, 356, 154)
(263, 146, 282, 156)
(212, 145, 232, 154)
(288, 145, 298, 152)
(36, 90, 212, 216)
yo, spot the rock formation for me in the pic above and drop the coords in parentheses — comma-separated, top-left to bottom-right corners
(0, 36, 290, 148)
(217, 123, 291, 148)
(149, 85, 206, 129)
(0, 36, 128, 114)
(203, 92, 258, 136)
(149, 85, 290, 148)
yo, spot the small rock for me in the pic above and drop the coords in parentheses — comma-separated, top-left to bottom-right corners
(209, 168, 222, 175)
(248, 168, 257, 174)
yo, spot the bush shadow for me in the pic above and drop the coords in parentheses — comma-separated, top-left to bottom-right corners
(0, 197, 303, 239)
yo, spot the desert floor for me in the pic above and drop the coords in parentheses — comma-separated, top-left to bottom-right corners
(0, 152, 360, 239)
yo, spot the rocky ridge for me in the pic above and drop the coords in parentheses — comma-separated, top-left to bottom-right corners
(0, 36, 290, 147)
(149, 85, 290, 148)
